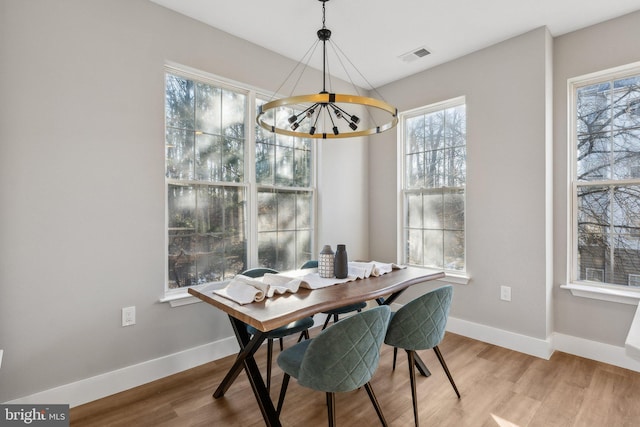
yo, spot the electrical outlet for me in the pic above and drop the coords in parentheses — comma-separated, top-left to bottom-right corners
(122, 306, 136, 326)
(500, 286, 512, 302)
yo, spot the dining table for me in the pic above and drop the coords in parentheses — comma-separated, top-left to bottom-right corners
(189, 265, 445, 427)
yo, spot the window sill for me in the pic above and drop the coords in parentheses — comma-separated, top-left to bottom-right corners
(160, 282, 227, 307)
(439, 271, 470, 285)
(159, 291, 202, 307)
(561, 282, 640, 306)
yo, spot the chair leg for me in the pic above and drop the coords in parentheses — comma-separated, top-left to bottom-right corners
(392, 347, 398, 370)
(276, 373, 290, 414)
(326, 392, 336, 427)
(364, 382, 388, 427)
(297, 329, 309, 343)
(322, 314, 332, 330)
(266, 339, 273, 392)
(279, 337, 284, 351)
(433, 345, 460, 398)
(407, 350, 420, 427)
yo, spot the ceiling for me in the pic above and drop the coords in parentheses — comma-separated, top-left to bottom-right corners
(150, 0, 640, 88)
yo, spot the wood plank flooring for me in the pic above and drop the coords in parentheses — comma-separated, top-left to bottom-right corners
(70, 332, 640, 426)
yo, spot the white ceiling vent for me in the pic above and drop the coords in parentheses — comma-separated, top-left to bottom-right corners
(399, 47, 431, 62)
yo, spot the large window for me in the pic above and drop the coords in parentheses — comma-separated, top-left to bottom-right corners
(570, 65, 640, 288)
(165, 67, 314, 292)
(400, 97, 466, 272)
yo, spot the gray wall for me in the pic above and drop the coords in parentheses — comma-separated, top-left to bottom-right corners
(0, 0, 370, 402)
(371, 27, 554, 340)
(553, 11, 640, 345)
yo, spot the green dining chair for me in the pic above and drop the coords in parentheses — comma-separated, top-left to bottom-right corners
(240, 267, 314, 392)
(300, 260, 368, 330)
(384, 285, 460, 427)
(276, 305, 391, 426)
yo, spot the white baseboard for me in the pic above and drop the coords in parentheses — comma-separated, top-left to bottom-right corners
(9, 315, 640, 408)
(446, 316, 554, 359)
(6, 336, 239, 408)
(446, 315, 640, 372)
(553, 332, 640, 372)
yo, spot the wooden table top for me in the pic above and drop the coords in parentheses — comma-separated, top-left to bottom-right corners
(189, 267, 445, 332)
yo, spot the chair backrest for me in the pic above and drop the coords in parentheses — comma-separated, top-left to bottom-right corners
(300, 260, 318, 269)
(297, 305, 391, 393)
(384, 285, 453, 351)
(240, 267, 278, 278)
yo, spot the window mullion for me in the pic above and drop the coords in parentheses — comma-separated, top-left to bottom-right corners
(609, 185, 615, 283)
(247, 90, 258, 268)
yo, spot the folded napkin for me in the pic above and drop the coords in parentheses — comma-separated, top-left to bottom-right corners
(297, 273, 355, 290)
(262, 273, 304, 296)
(213, 275, 268, 304)
(213, 274, 304, 305)
(348, 261, 404, 279)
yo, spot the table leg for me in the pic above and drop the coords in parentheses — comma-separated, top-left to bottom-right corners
(413, 353, 432, 377)
(242, 348, 282, 426)
(213, 316, 281, 426)
(213, 316, 263, 397)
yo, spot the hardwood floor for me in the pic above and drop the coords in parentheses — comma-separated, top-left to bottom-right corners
(70, 332, 640, 426)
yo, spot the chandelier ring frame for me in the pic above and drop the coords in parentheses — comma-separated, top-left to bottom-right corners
(256, 93, 398, 139)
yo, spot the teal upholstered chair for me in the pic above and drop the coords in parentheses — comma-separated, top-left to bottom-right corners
(241, 268, 314, 392)
(276, 305, 391, 426)
(300, 260, 367, 330)
(384, 285, 460, 426)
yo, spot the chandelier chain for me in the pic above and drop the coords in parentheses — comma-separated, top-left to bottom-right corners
(322, 1, 326, 28)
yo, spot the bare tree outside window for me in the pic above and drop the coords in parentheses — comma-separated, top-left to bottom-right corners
(574, 73, 640, 287)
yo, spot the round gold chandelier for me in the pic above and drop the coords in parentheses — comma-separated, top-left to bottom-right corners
(256, 0, 398, 139)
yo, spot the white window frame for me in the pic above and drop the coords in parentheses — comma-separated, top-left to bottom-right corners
(563, 61, 640, 305)
(162, 63, 316, 305)
(397, 96, 469, 284)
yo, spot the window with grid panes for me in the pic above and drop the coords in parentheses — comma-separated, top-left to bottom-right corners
(164, 67, 315, 292)
(570, 65, 640, 288)
(401, 98, 466, 271)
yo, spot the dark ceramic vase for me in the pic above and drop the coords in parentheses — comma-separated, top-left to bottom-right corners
(334, 244, 348, 279)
